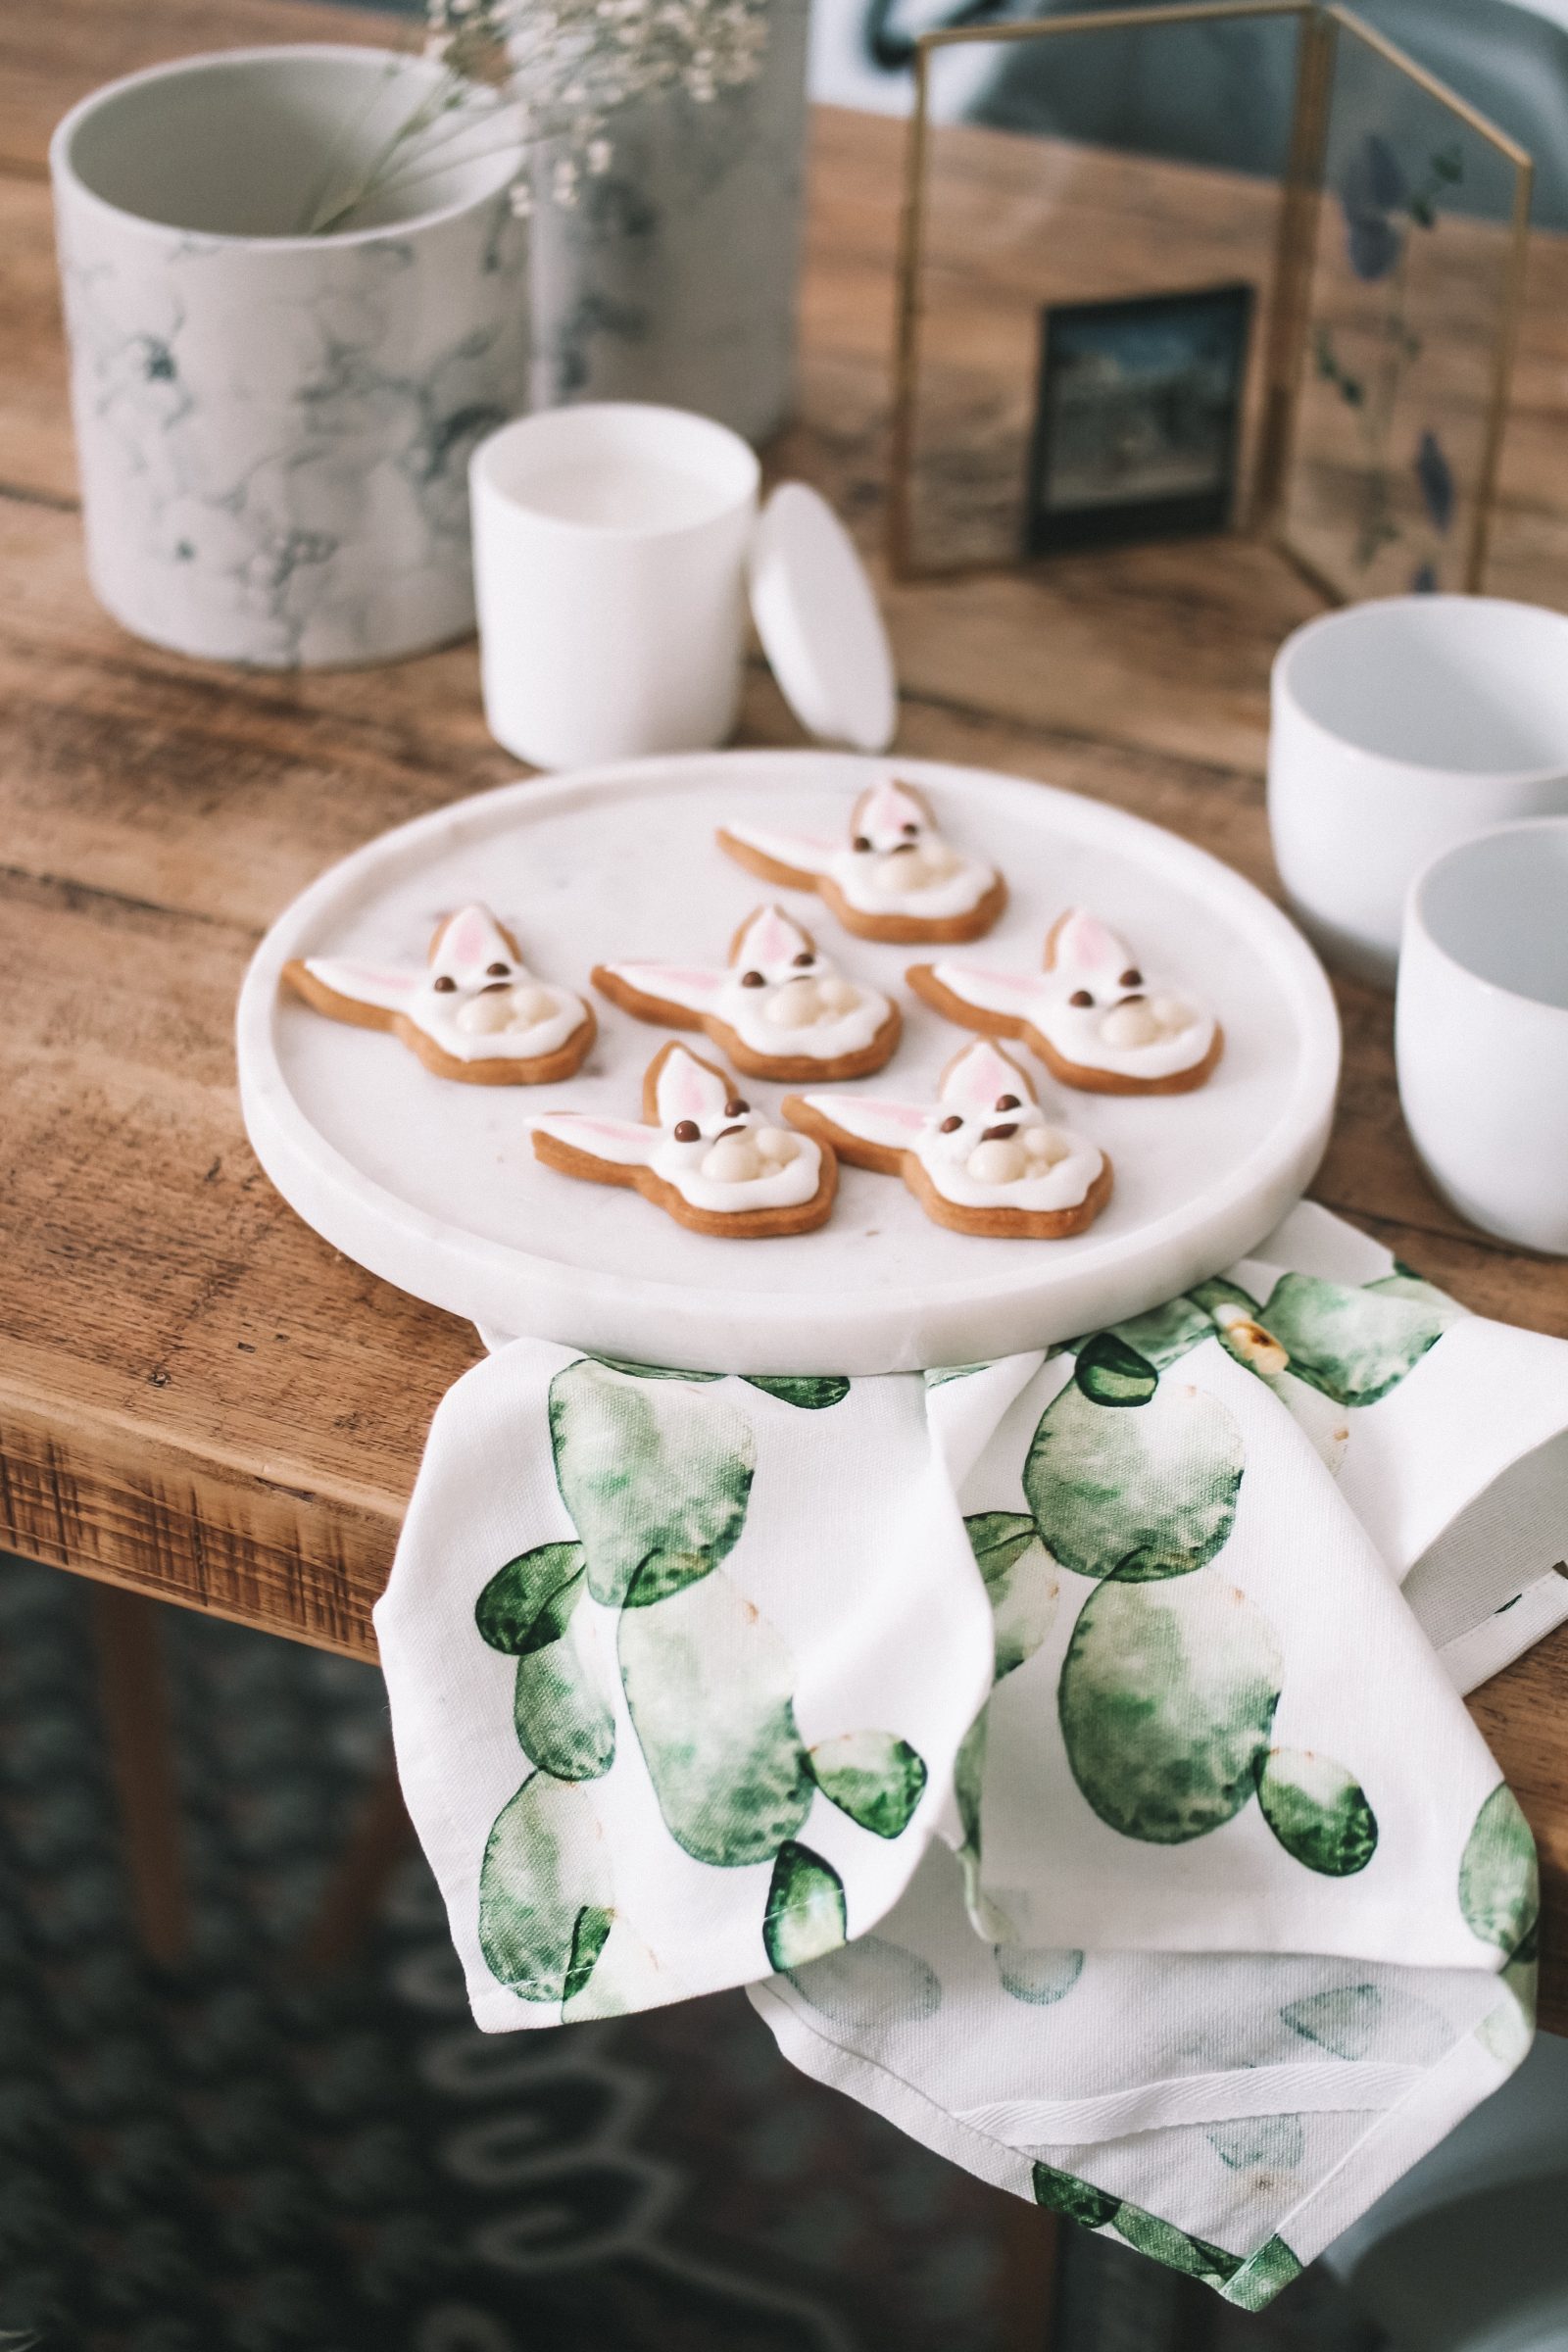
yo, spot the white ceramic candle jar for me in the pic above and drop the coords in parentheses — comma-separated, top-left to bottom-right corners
(1396, 817, 1568, 1253)
(51, 47, 528, 668)
(1269, 597, 1568, 987)
(470, 406, 898, 770)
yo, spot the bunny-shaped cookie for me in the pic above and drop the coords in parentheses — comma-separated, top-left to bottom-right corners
(592, 905, 901, 1082)
(282, 903, 596, 1086)
(716, 777, 1005, 944)
(784, 1039, 1109, 1238)
(906, 908, 1222, 1094)
(531, 1042, 837, 1237)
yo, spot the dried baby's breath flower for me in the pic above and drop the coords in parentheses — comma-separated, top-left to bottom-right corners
(302, 0, 769, 230)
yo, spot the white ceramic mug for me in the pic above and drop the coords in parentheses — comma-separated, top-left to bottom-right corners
(51, 48, 527, 669)
(1269, 597, 1568, 987)
(1396, 817, 1568, 1253)
(470, 403, 760, 769)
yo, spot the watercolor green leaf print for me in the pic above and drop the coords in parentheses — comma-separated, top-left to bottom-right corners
(1240, 1273, 1453, 1407)
(1058, 1579, 1283, 1843)
(787, 1934, 943, 2026)
(1256, 1748, 1378, 1877)
(549, 1357, 756, 1608)
(994, 1945, 1083, 2004)
(1100, 1296, 1217, 1374)
(964, 1512, 1060, 1679)
(807, 1731, 927, 1838)
(764, 1840, 848, 1969)
(511, 1574, 616, 1781)
(477, 1774, 614, 2006)
(742, 1375, 852, 1410)
(1024, 1380, 1244, 1583)
(475, 1539, 616, 1781)
(617, 1569, 812, 1866)
(475, 1540, 587, 1654)
(1031, 2163, 1301, 2302)
(1073, 1331, 1159, 1408)
(1459, 1784, 1539, 1957)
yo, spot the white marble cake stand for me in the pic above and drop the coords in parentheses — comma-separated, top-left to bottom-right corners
(236, 751, 1340, 1375)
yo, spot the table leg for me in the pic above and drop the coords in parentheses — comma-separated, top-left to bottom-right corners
(998, 2196, 1060, 2349)
(88, 1582, 191, 1967)
(298, 1749, 414, 1975)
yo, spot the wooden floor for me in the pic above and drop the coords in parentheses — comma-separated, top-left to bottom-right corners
(2, 0, 1567, 2025)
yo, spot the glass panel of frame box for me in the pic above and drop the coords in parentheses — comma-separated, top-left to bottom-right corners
(888, 0, 1530, 603)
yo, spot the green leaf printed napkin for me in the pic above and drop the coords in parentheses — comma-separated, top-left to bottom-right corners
(375, 1204, 1566, 2308)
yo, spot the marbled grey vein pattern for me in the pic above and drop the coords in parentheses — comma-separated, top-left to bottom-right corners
(527, 0, 809, 446)
(54, 192, 528, 667)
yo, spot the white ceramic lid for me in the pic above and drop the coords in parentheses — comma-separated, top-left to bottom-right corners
(749, 483, 898, 754)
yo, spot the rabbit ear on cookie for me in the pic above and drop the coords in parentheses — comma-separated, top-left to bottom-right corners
(796, 1094, 929, 1153)
(650, 1043, 734, 1131)
(731, 904, 813, 967)
(606, 961, 729, 1012)
(432, 904, 519, 981)
(853, 776, 932, 841)
(530, 1111, 658, 1168)
(938, 1039, 1036, 1116)
(1047, 908, 1133, 978)
(302, 957, 423, 1012)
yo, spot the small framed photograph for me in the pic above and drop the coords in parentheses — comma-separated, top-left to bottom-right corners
(1024, 283, 1255, 555)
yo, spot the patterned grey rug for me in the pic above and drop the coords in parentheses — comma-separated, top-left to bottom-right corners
(0, 1554, 1386, 2350)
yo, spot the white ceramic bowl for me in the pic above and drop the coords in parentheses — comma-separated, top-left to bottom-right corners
(1270, 597, 1568, 988)
(1396, 816, 1568, 1253)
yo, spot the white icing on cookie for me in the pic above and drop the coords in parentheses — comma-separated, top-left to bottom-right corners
(304, 904, 590, 1064)
(802, 1039, 1102, 1213)
(602, 905, 893, 1062)
(930, 909, 1216, 1082)
(533, 1046, 824, 1216)
(726, 777, 999, 922)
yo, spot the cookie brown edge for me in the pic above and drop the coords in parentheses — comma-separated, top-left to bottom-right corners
(824, 870, 1007, 946)
(280, 958, 597, 1086)
(532, 1120, 839, 1238)
(780, 1094, 906, 1177)
(714, 829, 824, 891)
(724, 904, 818, 966)
(1031, 1021, 1225, 1097)
(904, 1149, 1114, 1238)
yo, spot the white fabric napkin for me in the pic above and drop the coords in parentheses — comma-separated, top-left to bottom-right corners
(375, 1202, 1566, 2309)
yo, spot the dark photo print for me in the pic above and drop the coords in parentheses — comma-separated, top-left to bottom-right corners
(1026, 282, 1255, 553)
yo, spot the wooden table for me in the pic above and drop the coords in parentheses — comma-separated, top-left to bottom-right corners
(4, 0, 1567, 2019)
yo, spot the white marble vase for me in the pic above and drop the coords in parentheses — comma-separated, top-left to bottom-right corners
(526, 0, 810, 447)
(51, 47, 529, 668)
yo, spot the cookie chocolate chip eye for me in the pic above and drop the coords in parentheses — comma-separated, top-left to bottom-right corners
(486, 961, 511, 977)
(673, 1120, 700, 1143)
(996, 1094, 1020, 1110)
(1068, 988, 1094, 1008)
(792, 951, 813, 967)
(724, 1098, 749, 1117)
(901, 821, 919, 836)
(939, 1114, 962, 1133)
(1119, 967, 1143, 988)
(981, 1121, 1017, 1141)
(740, 969, 765, 987)
(852, 835, 872, 852)
(1118, 992, 1147, 1005)
(433, 975, 458, 993)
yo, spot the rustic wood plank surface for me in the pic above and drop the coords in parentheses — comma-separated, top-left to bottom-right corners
(3, 0, 1567, 2023)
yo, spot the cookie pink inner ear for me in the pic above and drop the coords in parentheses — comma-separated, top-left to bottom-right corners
(655, 1048, 730, 1131)
(940, 1041, 1033, 1117)
(858, 776, 926, 840)
(1053, 910, 1129, 976)
(737, 906, 809, 967)
(438, 904, 509, 975)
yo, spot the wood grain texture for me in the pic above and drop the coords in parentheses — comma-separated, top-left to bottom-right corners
(3, 2, 1568, 2027)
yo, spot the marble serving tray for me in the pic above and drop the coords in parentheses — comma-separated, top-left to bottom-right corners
(236, 750, 1340, 1374)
